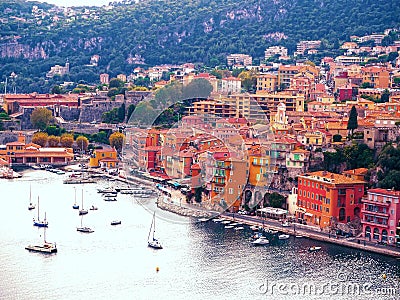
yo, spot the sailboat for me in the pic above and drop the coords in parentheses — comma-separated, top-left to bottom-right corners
(72, 187, 79, 209)
(33, 196, 48, 227)
(76, 215, 94, 233)
(28, 185, 35, 210)
(78, 189, 88, 216)
(147, 212, 163, 249)
(25, 225, 57, 254)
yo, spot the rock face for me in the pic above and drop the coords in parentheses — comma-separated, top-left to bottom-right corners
(0, 42, 47, 59)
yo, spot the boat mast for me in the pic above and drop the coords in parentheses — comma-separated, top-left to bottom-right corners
(37, 196, 40, 221)
(148, 212, 154, 241)
(153, 213, 156, 240)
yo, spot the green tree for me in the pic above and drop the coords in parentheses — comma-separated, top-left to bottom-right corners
(117, 103, 126, 123)
(30, 108, 53, 131)
(32, 132, 49, 147)
(60, 133, 74, 147)
(347, 106, 358, 136)
(47, 135, 60, 147)
(126, 104, 136, 122)
(109, 131, 125, 153)
(109, 78, 124, 89)
(380, 89, 390, 103)
(268, 192, 286, 208)
(333, 134, 342, 142)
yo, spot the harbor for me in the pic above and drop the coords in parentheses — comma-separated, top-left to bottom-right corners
(0, 168, 399, 300)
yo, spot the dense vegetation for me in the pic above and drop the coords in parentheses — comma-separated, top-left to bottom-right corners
(0, 0, 399, 92)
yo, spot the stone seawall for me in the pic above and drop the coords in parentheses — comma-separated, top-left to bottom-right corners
(156, 197, 216, 219)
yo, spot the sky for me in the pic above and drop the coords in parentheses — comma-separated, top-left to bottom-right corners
(36, 0, 115, 7)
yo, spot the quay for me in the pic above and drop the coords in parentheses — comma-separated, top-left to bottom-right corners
(220, 213, 400, 258)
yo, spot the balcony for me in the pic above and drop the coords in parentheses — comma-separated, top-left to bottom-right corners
(213, 173, 225, 178)
(361, 219, 389, 228)
(361, 198, 390, 206)
(361, 208, 389, 218)
(212, 180, 225, 186)
(215, 163, 231, 169)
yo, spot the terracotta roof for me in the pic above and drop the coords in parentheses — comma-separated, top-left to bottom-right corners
(300, 170, 365, 185)
(343, 168, 368, 175)
(367, 188, 400, 196)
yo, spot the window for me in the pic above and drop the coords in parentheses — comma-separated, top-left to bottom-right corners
(229, 188, 233, 194)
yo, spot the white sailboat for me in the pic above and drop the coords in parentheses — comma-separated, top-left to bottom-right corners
(28, 185, 35, 210)
(147, 212, 162, 249)
(72, 187, 79, 209)
(26, 223, 57, 254)
(33, 196, 48, 227)
(78, 189, 88, 216)
(77, 215, 94, 233)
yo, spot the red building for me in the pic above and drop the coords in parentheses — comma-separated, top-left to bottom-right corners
(297, 171, 365, 228)
(361, 188, 400, 245)
(3, 93, 79, 114)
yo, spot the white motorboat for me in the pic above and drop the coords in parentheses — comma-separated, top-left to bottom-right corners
(234, 226, 244, 231)
(309, 246, 322, 252)
(111, 220, 121, 225)
(252, 236, 269, 245)
(224, 225, 234, 229)
(278, 234, 290, 240)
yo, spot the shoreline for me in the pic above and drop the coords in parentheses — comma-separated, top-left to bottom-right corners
(66, 166, 400, 258)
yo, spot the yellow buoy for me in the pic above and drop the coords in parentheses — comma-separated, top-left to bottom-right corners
(156, 266, 160, 272)
(382, 273, 387, 280)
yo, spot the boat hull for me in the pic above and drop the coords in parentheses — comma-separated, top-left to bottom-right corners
(25, 244, 57, 253)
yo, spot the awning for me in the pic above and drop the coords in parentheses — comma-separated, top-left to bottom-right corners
(305, 212, 313, 217)
(296, 208, 306, 213)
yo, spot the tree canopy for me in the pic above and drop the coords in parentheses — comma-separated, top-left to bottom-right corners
(347, 106, 358, 135)
(109, 131, 125, 153)
(30, 108, 53, 131)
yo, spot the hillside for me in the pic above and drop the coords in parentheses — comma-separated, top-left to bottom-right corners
(0, 0, 399, 92)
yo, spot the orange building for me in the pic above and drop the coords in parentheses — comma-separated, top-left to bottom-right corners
(0, 134, 74, 166)
(89, 148, 118, 169)
(361, 66, 390, 89)
(297, 171, 365, 228)
(210, 156, 247, 212)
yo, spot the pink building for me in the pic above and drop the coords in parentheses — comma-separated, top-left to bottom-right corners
(361, 188, 400, 245)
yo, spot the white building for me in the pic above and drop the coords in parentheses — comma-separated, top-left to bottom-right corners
(264, 46, 288, 59)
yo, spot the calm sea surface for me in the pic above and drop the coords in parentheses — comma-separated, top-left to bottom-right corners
(0, 170, 399, 300)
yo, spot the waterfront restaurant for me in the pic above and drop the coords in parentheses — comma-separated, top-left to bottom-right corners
(0, 142, 74, 166)
(0, 134, 74, 166)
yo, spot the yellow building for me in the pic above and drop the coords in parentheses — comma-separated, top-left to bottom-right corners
(256, 74, 277, 92)
(89, 148, 118, 169)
